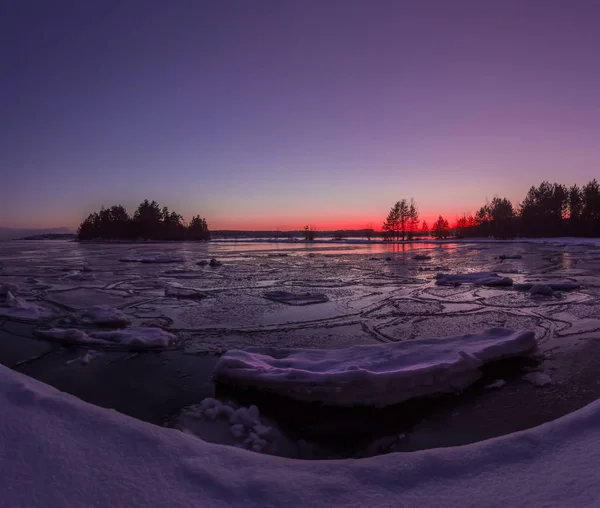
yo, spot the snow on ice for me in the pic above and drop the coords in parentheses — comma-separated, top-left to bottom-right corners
(484, 379, 507, 390)
(0, 290, 48, 320)
(435, 272, 514, 287)
(77, 305, 131, 327)
(36, 327, 176, 348)
(263, 291, 329, 306)
(3, 361, 600, 507)
(214, 328, 536, 407)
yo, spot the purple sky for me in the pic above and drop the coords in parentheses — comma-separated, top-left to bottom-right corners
(2, 0, 600, 230)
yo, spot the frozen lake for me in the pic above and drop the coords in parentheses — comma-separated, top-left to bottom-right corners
(3, 238, 600, 457)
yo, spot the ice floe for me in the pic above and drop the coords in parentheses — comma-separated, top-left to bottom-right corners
(214, 328, 536, 407)
(263, 291, 329, 306)
(484, 379, 507, 389)
(76, 305, 131, 327)
(435, 272, 514, 287)
(529, 284, 554, 296)
(37, 327, 176, 347)
(0, 291, 48, 320)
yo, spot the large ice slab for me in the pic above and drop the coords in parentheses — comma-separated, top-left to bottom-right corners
(3, 357, 600, 507)
(77, 305, 131, 327)
(214, 328, 536, 407)
(263, 291, 329, 306)
(435, 272, 513, 287)
(0, 291, 50, 321)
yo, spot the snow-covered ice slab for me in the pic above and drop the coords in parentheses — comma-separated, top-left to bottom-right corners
(37, 327, 176, 348)
(263, 291, 329, 306)
(77, 305, 131, 327)
(0, 291, 51, 321)
(119, 255, 186, 263)
(435, 272, 513, 287)
(4, 361, 600, 507)
(214, 328, 536, 407)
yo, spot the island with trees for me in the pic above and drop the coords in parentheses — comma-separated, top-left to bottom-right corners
(77, 200, 210, 241)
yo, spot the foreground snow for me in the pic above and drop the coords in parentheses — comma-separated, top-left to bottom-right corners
(214, 328, 536, 407)
(3, 363, 600, 507)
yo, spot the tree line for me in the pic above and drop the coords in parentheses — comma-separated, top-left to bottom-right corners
(383, 179, 600, 240)
(77, 200, 210, 241)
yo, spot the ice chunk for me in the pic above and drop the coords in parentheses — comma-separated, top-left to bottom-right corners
(413, 254, 432, 260)
(499, 254, 522, 260)
(209, 258, 222, 267)
(89, 327, 176, 347)
(263, 291, 329, 306)
(214, 328, 536, 407)
(164, 286, 206, 299)
(484, 379, 507, 389)
(530, 284, 553, 296)
(435, 272, 513, 287)
(267, 253, 288, 257)
(515, 281, 580, 291)
(0, 291, 47, 320)
(196, 260, 209, 266)
(36, 327, 176, 348)
(77, 305, 131, 327)
(0, 283, 18, 296)
(523, 372, 552, 387)
(119, 255, 186, 263)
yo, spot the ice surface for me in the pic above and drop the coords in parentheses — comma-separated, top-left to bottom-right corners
(165, 286, 207, 299)
(435, 272, 513, 287)
(37, 327, 176, 348)
(214, 328, 536, 407)
(523, 372, 552, 387)
(62, 271, 95, 281)
(119, 255, 186, 263)
(77, 305, 131, 327)
(263, 291, 329, 306)
(4, 362, 600, 507)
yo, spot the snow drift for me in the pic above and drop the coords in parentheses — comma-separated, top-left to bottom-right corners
(3, 361, 600, 507)
(214, 328, 536, 407)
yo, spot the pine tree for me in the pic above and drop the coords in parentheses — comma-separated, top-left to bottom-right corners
(421, 220, 429, 238)
(432, 215, 449, 239)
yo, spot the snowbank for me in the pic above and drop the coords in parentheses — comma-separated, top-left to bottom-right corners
(37, 327, 176, 348)
(263, 291, 329, 306)
(119, 255, 186, 264)
(435, 272, 513, 287)
(4, 361, 600, 507)
(77, 305, 131, 327)
(214, 328, 536, 407)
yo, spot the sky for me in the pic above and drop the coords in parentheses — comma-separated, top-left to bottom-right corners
(2, 0, 600, 231)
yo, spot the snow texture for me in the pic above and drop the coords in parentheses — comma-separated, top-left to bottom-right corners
(37, 327, 176, 348)
(77, 305, 131, 327)
(4, 362, 600, 507)
(214, 328, 536, 407)
(119, 255, 186, 263)
(523, 372, 552, 387)
(263, 290, 329, 306)
(435, 272, 513, 287)
(165, 286, 207, 299)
